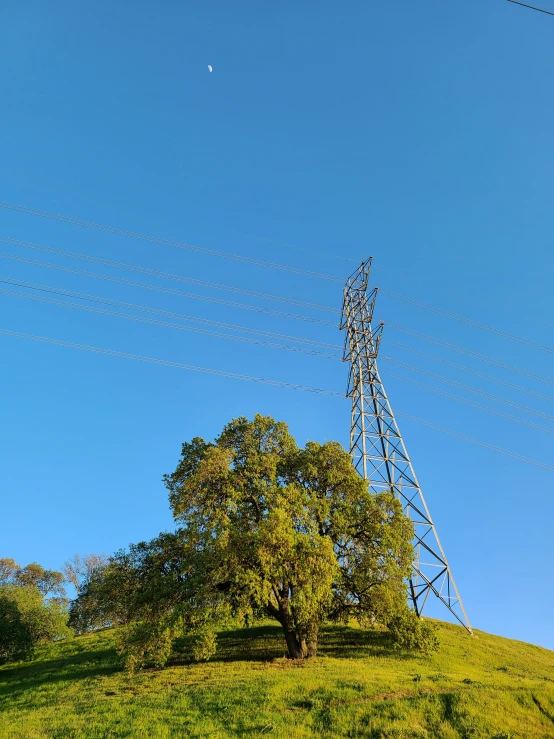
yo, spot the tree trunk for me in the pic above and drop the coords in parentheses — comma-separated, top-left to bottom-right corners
(275, 598, 320, 659)
(283, 626, 305, 659)
(277, 599, 305, 659)
(301, 625, 319, 658)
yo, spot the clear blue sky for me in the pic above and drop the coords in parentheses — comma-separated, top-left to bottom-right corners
(1, 0, 553, 649)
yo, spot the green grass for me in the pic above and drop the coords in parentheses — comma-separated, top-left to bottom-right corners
(1, 621, 554, 738)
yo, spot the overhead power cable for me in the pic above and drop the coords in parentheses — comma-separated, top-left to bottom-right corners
(2, 203, 549, 356)
(381, 289, 554, 356)
(237, 227, 358, 264)
(385, 369, 554, 437)
(387, 322, 554, 388)
(0, 235, 338, 313)
(5, 205, 549, 358)
(383, 338, 554, 405)
(7, 241, 552, 387)
(2, 325, 553, 474)
(6, 274, 554, 407)
(0, 286, 340, 360)
(5, 236, 553, 399)
(0, 251, 337, 327)
(0, 326, 342, 396)
(7, 279, 554, 427)
(506, 0, 554, 16)
(0, 202, 343, 282)
(382, 356, 554, 423)
(394, 411, 554, 474)
(0, 275, 340, 349)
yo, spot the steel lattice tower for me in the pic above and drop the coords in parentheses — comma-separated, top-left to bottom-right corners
(340, 258, 472, 633)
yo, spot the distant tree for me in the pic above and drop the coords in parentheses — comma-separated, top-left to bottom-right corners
(0, 585, 71, 663)
(15, 564, 66, 600)
(68, 553, 132, 635)
(0, 558, 19, 584)
(64, 553, 108, 593)
(0, 559, 66, 604)
(75, 415, 437, 669)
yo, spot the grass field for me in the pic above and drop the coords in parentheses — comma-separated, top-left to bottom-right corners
(1, 620, 554, 738)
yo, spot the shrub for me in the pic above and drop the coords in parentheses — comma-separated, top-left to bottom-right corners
(0, 585, 71, 663)
(387, 609, 439, 655)
(116, 621, 174, 673)
(191, 627, 217, 662)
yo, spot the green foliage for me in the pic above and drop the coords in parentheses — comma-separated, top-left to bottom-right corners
(68, 554, 132, 633)
(74, 415, 425, 668)
(387, 608, 440, 655)
(0, 584, 71, 663)
(1, 620, 553, 738)
(162, 414, 417, 664)
(191, 627, 218, 662)
(0, 558, 66, 602)
(0, 592, 33, 662)
(116, 621, 175, 673)
(0, 558, 19, 583)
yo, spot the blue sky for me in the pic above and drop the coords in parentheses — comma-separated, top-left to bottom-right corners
(1, 0, 553, 648)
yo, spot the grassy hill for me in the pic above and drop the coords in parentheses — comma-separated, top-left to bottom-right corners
(1, 620, 553, 739)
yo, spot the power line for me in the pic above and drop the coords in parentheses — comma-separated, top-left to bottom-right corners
(5, 272, 554, 405)
(7, 278, 554, 427)
(385, 369, 554, 437)
(383, 338, 554, 405)
(395, 411, 554, 474)
(1, 325, 553, 474)
(0, 275, 339, 349)
(234, 227, 358, 264)
(380, 289, 554, 356)
(0, 326, 342, 396)
(0, 235, 338, 313)
(506, 0, 554, 16)
(387, 322, 554, 388)
(12, 231, 543, 355)
(0, 251, 338, 327)
(8, 235, 552, 385)
(382, 355, 554, 423)
(0, 285, 340, 360)
(4, 232, 554, 394)
(2, 205, 549, 358)
(0, 202, 343, 282)
(4, 222, 550, 363)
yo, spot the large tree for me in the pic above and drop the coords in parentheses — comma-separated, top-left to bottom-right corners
(74, 415, 437, 667)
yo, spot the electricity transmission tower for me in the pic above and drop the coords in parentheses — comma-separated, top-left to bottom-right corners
(340, 258, 472, 633)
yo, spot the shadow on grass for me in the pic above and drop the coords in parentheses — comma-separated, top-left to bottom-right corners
(0, 646, 120, 706)
(319, 624, 414, 660)
(171, 623, 414, 666)
(0, 622, 416, 705)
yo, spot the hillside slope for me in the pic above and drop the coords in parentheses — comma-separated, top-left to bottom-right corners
(1, 620, 553, 738)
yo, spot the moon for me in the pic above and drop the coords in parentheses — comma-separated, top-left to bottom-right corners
(208, 65, 213, 73)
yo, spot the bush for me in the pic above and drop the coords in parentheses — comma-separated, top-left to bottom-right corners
(0, 585, 71, 663)
(0, 595, 34, 661)
(116, 622, 175, 673)
(191, 627, 217, 662)
(388, 609, 439, 655)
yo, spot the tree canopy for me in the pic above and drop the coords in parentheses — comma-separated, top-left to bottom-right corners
(0, 585, 71, 663)
(0, 558, 66, 602)
(73, 415, 438, 669)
